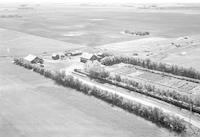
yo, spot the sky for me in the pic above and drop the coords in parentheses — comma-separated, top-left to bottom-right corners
(0, 0, 200, 4)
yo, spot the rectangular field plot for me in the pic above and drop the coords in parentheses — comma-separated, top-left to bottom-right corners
(107, 63, 138, 75)
(108, 63, 200, 95)
(136, 71, 199, 93)
(159, 78, 198, 93)
(137, 72, 166, 82)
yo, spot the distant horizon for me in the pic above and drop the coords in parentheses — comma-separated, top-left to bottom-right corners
(1, 0, 200, 4)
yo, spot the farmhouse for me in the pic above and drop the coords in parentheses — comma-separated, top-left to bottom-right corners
(80, 53, 99, 63)
(24, 54, 44, 64)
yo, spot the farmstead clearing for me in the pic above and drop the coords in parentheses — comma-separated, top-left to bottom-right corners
(1, 3, 200, 137)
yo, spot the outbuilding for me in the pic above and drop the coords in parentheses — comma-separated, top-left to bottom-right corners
(80, 53, 98, 63)
(71, 50, 82, 56)
(52, 53, 66, 60)
(64, 50, 82, 56)
(52, 53, 59, 60)
(24, 54, 44, 64)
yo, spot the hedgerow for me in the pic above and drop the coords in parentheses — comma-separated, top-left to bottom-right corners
(85, 65, 200, 113)
(13, 58, 186, 133)
(101, 56, 200, 80)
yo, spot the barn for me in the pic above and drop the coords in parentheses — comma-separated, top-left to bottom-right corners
(80, 53, 99, 63)
(24, 54, 44, 64)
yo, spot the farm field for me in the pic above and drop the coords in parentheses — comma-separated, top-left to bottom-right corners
(1, 3, 200, 137)
(0, 28, 85, 57)
(0, 27, 182, 137)
(0, 59, 182, 137)
(1, 4, 200, 47)
(100, 35, 200, 70)
(1, 59, 177, 137)
(106, 63, 200, 96)
(1, 3, 200, 69)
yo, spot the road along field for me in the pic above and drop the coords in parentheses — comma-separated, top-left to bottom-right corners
(72, 72, 200, 130)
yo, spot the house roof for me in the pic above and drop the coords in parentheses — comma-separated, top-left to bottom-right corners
(96, 52, 103, 56)
(24, 54, 37, 62)
(81, 53, 94, 59)
(71, 50, 82, 54)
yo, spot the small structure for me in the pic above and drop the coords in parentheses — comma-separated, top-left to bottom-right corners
(94, 52, 105, 61)
(80, 53, 98, 63)
(71, 50, 82, 56)
(96, 52, 104, 57)
(24, 54, 43, 64)
(52, 53, 59, 60)
(59, 53, 66, 60)
(52, 52, 66, 60)
(64, 50, 82, 56)
(64, 51, 72, 56)
(96, 55, 103, 61)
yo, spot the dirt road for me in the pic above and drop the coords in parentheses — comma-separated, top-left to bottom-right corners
(72, 72, 200, 129)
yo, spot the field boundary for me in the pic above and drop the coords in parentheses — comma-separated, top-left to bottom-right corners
(13, 58, 186, 133)
(75, 69, 200, 114)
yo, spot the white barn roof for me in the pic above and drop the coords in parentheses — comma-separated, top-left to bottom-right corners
(81, 53, 94, 60)
(24, 54, 37, 62)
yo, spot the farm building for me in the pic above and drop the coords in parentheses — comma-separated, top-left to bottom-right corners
(24, 54, 44, 64)
(71, 50, 82, 56)
(65, 50, 82, 56)
(80, 53, 100, 63)
(52, 53, 65, 60)
(52, 53, 59, 60)
(95, 52, 105, 60)
(64, 51, 72, 56)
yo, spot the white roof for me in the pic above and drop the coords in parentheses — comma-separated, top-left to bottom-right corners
(71, 50, 82, 54)
(81, 53, 94, 59)
(24, 54, 37, 62)
(96, 52, 103, 55)
(52, 53, 58, 57)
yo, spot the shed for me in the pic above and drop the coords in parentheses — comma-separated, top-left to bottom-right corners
(24, 54, 43, 64)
